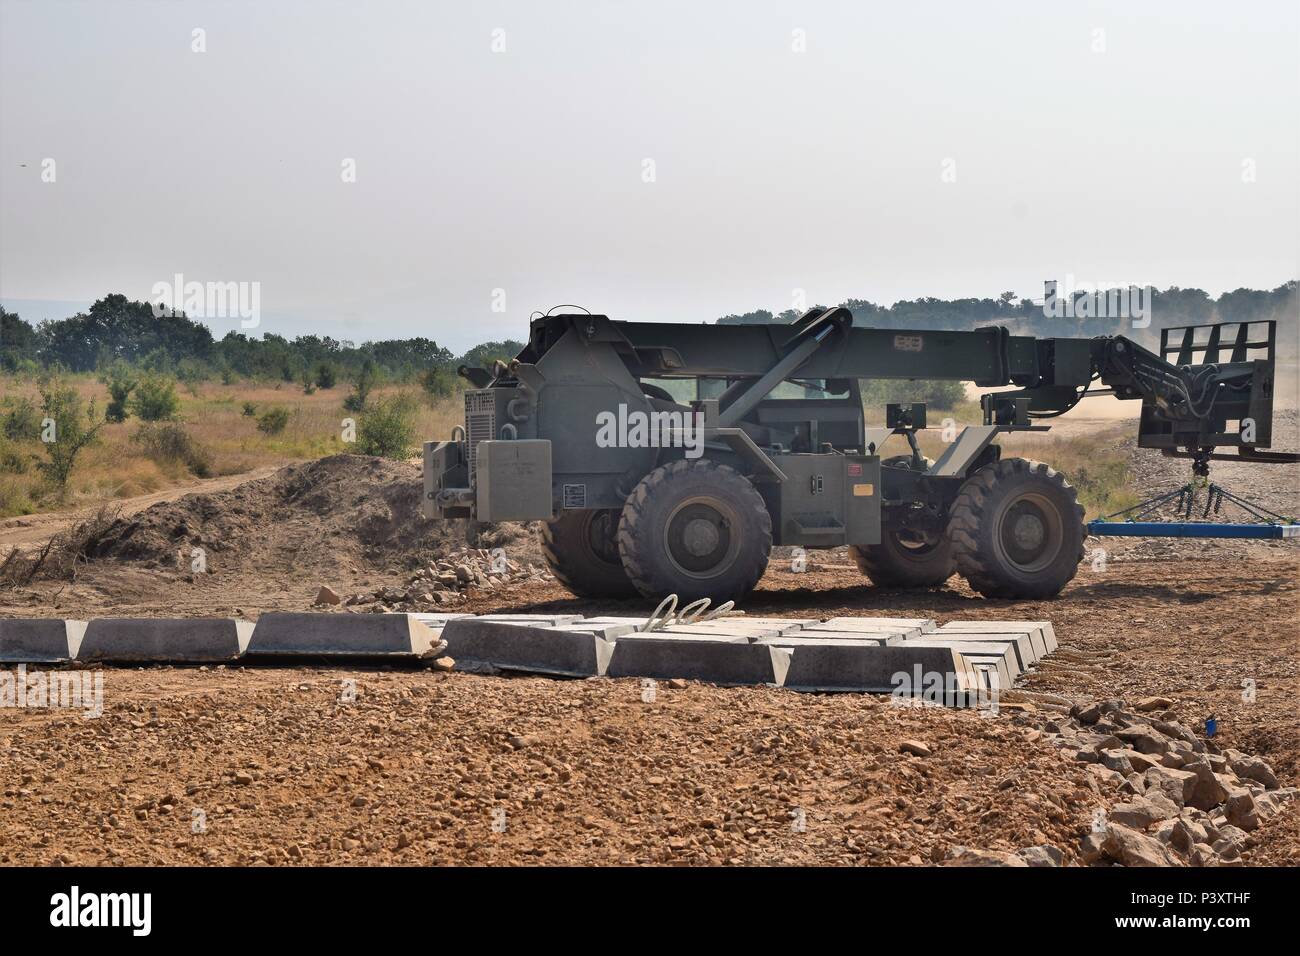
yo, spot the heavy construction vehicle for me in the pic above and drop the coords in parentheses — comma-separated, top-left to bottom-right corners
(423, 309, 1293, 602)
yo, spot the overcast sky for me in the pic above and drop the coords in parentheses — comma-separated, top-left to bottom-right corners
(1, 0, 1297, 351)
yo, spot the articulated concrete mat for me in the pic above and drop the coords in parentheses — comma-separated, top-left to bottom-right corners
(905, 631, 1038, 670)
(934, 621, 1057, 658)
(8, 612, 1054, 708)
(606, 637, 791, 686)
(900, 639, 1024, 680)
(0, 619, 85, 663)
(75, 618, 250, 663)
(439, 617, 615, 677)
(245, 613, 441, 658)
(777, 641, 981, 698)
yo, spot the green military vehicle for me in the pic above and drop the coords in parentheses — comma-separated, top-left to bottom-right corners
(423, 308, 1288, 602)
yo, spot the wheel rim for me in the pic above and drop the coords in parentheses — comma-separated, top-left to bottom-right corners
(584, 511, 622, 568)
(665, 496, 740, 579)
(993, 492, 1062, 573)
(892, 528, 943, 559)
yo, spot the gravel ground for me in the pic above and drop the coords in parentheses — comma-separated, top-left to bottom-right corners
(1, 552, 1295, 867)
(2, 426, 1296, 867)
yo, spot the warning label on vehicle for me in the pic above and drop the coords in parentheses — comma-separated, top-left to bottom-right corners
(893, 334, 923, 352)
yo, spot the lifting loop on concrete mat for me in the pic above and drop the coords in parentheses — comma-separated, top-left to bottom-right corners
(637, 595, 739, 631)
(693, 600, 737, 622)
(639, 595, 678, 632)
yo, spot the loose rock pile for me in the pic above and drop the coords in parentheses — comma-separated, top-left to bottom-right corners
(316, 548, 553, 612)
(1024, 697, 1293, 866)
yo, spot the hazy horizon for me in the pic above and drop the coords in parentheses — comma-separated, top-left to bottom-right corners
(3, 0, 1298, 352)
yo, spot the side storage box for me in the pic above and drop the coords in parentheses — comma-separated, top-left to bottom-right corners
(476, 440, 554, 521)
(764, 453, 880, 548)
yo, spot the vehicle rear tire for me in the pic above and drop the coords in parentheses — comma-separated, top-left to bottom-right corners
(948, 457, 1084, 599)
(618, 460, 772, 603)
(850, 530, 954, 588)
(540, 509, 637, 598)
(850, 455, 955, 588)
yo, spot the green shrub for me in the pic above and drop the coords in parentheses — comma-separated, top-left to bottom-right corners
(0, 435, 29, 474)
(356, 393, 418, 459)
(241, 401, 257, 417)
(130, 374, 181, 421)
(0, 476, 36, 518)
(256, 406, 291, 435)
(100, 365, 138, 423)
(35, 375, 104, 496)
(133, 421, 213, 478)
(0, 396, 42, 441)
(419, 367, 456, 401)
(343, 358, 379, 412)
(314, 362, 337, 389)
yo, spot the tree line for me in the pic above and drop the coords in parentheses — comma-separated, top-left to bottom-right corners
(3, 283, 1295, 384)
(715, 282, 1299, 346)
(0, 294, 526, 388)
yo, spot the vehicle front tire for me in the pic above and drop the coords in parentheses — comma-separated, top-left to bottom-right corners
(617, 460, 772, 603)
(947, 457, 1085, 599)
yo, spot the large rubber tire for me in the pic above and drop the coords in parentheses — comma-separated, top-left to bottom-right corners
(540, 509, 637, 598)
(850, 455, 955, 588)
(850, 531, 955, 588)
(948, 457, 1085, 599)
(618, 460, 772, 603)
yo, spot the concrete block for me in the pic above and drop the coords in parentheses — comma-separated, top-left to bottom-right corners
(810, 617, 935, 637)
(0, 619, 84, 663)
(612, 630, 752, 644)
(75, 618, 250, 663)
(410, 613, 474, 629)
(906, 631, 1037, 670)
(476, 614, 586, 626)
(687, 617, 817, 632)
(758, 632, 898, 647)
(606, 637, 791, 686)
(818, 616, 937, 633)
(788, 628, 906, 643)
(963, 657, 1012, 694)
(935, 621, 1056, 659)
(246, 613, 442, 658)
(902, 639, 1024, 679)
(658, 620, 809, 640)
(554, 623, 637, 639)
(439, 618, 614, 677)
(780, 642, 980, 702)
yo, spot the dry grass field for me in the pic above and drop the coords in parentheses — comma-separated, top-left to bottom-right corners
(0, 373, 464, 519)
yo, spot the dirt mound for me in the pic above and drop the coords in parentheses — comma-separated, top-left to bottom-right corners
(81, 455, 536, 576)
